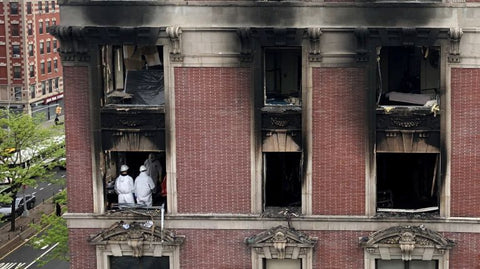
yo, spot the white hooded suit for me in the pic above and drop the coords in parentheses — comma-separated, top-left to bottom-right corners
(114, 174, 135, 204)
(134, 171, 155, 206)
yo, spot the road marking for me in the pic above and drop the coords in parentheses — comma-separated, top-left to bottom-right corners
(31, 192, 36, 195)
(0, 262, 26, 269)
(39, 188, 44, 191)
(24, 242, 59, 269)
(47, 183, 51, 186)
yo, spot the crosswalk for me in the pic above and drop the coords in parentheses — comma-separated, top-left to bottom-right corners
(0, 263, 26, 269)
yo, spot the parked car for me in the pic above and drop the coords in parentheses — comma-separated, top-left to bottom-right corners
(0, 194, 36, 220)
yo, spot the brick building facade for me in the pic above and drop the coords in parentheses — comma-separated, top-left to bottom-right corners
(54, 0, 480, 268)
(0, 0, 63, 119)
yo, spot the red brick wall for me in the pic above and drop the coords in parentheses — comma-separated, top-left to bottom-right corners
(64, 66, 94, 213)
(175, 67, 251, 213)
(446, 232, 480, 269)
(179, 229, 252, 269)
(69, 228, 98, 269)
(451, 68, 480, 217)
(312, 67, 367, 215)
(312, 230, 365, 269)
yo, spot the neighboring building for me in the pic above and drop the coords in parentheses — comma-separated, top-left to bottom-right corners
(0, 0, 63, 119)
(54, 1, 480, 269)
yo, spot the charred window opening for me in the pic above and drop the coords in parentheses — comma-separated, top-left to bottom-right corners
(264, 48, 301, 106)
(376, 259, 438, 269)
(377, 46, 440, 107)
(264, 152, 302, 209)
(101, 45, 164, 106)
(377, 153, 439, 212)
(105, 151, 166, 210)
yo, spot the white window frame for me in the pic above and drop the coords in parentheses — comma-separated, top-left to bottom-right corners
(246, 226, 316, 269)
(360, 225, 454, 269)
(90, 221, 183, 269)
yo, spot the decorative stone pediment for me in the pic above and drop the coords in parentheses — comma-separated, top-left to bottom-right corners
(359, 225, 454, 261)
(89, 221, 184, 257)
(245, 226, 317, 259)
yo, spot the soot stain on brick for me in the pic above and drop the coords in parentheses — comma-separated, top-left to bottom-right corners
(358, 6, 438, 27)
(85, 6, 156, 26)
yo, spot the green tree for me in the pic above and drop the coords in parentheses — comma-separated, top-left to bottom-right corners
(30, 189, 69, 266)
(0, 110, 64, 231)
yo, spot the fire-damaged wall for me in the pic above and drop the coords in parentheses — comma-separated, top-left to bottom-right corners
(54, 0, 480, 268)
(175, 67, 252, 214)
(312, 67, 367, 216)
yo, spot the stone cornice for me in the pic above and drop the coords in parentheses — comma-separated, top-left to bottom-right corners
(64, 212, 480, 233)
(47, 26, 162, 63)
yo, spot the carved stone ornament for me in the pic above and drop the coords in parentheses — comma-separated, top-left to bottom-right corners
(48, 26, 89, 63)
(245, 226, 317, 259)
(355, 27, 369, 62)
(166, 26, 183, 62)
(237, 28, 253, 62)
(359, 225, 454, 261)
(448, 27, 463, 63)
(307, 28, 322, 62)
(89, 221, 185, 257)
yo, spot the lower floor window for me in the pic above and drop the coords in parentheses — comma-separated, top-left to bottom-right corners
(110, 256, 169, 269)
(264, 259, 302, 269)
(264, 152, 302, 209)
(376, 259, 438, 269)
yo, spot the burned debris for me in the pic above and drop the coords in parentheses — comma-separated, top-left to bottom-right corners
(101, 45, 164, 106)
(264, 47, 302, 106)
(377, 46, 440, 107)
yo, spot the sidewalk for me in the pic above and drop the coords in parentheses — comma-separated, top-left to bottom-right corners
(0, 199, 55, 259)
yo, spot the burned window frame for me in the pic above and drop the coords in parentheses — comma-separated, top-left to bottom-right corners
(367, 30, 448, 217)
(100, 44, 165, 107)
(103, 151, 167, 210)
(251, 28, 309, 215)
(376, 46, 440, 107)
(263, 47, 302, 106)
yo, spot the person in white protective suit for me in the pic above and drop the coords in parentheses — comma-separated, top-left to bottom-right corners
(143, 153, 163, 190)
(134, 165, 156, 207)
(114, 165, 135, 204)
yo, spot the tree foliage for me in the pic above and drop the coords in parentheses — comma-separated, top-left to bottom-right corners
(30, 189, 69, 266)
(0, 110, 64, 231)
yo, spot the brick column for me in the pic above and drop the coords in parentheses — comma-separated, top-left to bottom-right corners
(311, 67, 367, 215)
(63, 65, 94, 213)
(451, 68, 480, 217)
(50, 26, 97, 269)
(175, 67, 252, 214)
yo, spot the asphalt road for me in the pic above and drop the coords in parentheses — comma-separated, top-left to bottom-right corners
(0, 168, 68, 268)
(0, 234, 68, 269)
